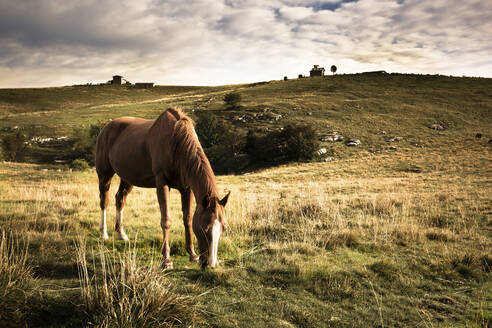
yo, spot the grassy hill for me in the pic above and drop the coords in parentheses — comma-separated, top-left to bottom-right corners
(1, 74, 491, 153)
(0, 74, 491, 327)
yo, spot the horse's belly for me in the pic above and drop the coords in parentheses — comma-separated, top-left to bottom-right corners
(109, 140, 156, 188)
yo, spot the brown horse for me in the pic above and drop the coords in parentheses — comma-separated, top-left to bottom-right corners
(95, 107, 230, 269)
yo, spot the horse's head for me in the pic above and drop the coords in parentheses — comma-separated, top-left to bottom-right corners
(192, 191, 230, 269)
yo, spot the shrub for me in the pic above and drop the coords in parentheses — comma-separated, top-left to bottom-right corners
(246, 124, 318, 164)
(282, 124, 318, 161)
(223, 92, 241, 110)
(71, 159, 90, 171)
(195, 112, 224, 148)
(71, 122, 105, 166)
(195, 113, 244, 173)
(1, 129, 29, 162)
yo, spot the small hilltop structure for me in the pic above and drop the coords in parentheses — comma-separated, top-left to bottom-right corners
(98, 75, 154, 87)
(110, 75, 131, 85)
(310, 65, 325, 77)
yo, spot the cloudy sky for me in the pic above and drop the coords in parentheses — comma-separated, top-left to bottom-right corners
(0, 0, 491, 87)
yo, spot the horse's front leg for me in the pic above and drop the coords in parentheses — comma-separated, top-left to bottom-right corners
(156, 177, 173, 269)
(180, 188, 199, 262)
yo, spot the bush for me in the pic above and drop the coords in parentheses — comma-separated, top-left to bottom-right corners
(195, 112, 244, 173)
(282, 124, 318, 161)
(246, 124, 318, 164)
(71, 122, 105, 166)
(195, 113, 224, 148)
(223, 92, 241, 110)
(1, 129, 29, 162)
(71, 159, 90, 171)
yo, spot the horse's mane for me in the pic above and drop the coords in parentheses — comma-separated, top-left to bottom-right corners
(166, 108, 218, 197)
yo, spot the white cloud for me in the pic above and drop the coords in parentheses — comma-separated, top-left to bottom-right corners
(0, 0, 490, 87)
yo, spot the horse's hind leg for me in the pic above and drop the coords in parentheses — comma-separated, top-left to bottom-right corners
(115, 179, 133, 241)
(98, 171, 114, 240)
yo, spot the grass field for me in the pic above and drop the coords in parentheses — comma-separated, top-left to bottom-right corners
(0, 74, 491, 327)
(1, 142, 490, 327)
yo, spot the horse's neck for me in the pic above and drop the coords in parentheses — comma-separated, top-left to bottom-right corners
(186, 159, 218, 203)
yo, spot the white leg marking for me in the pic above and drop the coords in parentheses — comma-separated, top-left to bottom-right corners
(208, 220, 221, 268)
(116, 208, 129, 240)
(100, 210, 108, 239)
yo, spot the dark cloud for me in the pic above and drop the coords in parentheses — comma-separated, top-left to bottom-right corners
(308, 0, 359, 12)
(0, 0, 490, 87)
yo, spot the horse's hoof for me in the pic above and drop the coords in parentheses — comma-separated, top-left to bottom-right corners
(189, 255, 199, 263)
(161, 260, 173, 270)
(116, 232, 129, 241)
(101, 233, 109, 240)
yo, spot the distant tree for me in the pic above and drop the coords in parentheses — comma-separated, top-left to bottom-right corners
(71, 122, 105, 165)
(1, 129, 28, 162)
(195, 112, 243, 173)
(331, 65, 337, 75)
(223, 92, 242, 110)
(246, 124, 318, 163)
(195, 112, 224, 148)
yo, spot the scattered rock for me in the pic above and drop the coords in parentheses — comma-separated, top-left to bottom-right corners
(319, 132, 343, 142)
(475, 133, 482, 139)
(346, 139, 361, 146)
(31, 137, 53, 143)
(389, 136, 402, 142)
(429, 124, 444, 131)
(488, 139, 492, 144)
(316, 148, 327, 156)
(378, 130, 387, 135)
(428, 121, 451, 131)
(234, 111, 282, 123)
(388, 146, 397, 151)
(324, 156, 335, 162)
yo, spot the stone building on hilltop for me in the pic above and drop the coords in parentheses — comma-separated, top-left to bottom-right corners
(111, 75, 131, 85)
(310, 65, 325, 77)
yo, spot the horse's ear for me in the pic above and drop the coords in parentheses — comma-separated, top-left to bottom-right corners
(202, 194, 211, 208)
(219, 191, 231, 207)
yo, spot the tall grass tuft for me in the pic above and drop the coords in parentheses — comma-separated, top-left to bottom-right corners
(75, 238, 200, 328)
(0, 231, 33, 299)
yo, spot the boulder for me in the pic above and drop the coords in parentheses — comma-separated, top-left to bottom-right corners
(429, 124, 444, 130)
(319, 132, 343, 142)
(346, 139, 361, 146)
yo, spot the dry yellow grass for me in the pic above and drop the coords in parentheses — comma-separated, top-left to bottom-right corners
(0, 143, 490, 326)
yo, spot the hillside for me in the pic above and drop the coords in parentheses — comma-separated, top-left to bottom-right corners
(1, 74, 491, 161)
(0, 74, 491, 327)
